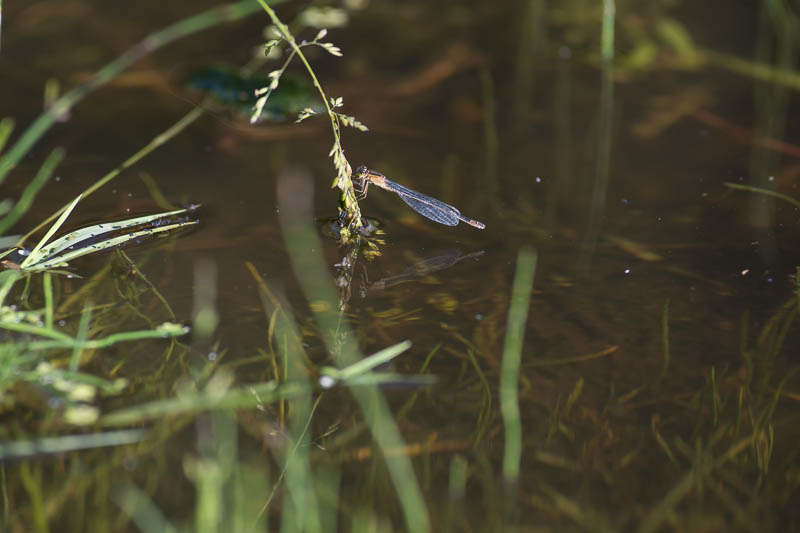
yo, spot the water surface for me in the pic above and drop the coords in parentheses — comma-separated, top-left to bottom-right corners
(1, 1, 799, 531)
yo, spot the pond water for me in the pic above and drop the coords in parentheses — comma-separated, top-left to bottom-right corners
(1, 1, 799, 531)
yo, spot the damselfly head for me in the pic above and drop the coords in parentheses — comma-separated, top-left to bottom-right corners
(355, 165, 368, 176)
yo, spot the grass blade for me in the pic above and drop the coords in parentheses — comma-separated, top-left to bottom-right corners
(112, 483, 179, 533)
(319, 340, 412, 385)
(101, 381, 305, 427)
(277, 167, 430, 533)
(20, 194, 82, 268)
(21, 208, 197, 271)
(500, 246, 537, 482)
(0, 430, 146, 461)
(0, 118, 13, 154)
(0, 147, 64, 235)
(724, 181, 800, 210)
(27, 206, 193, 264)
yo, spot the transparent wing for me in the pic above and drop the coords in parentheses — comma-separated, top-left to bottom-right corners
(391, 185, 461, 226)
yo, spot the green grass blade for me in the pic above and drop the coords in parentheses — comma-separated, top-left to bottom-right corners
(0, 269, 21, 307)
(445, 455, 468, 530)
(0, 118, 13, 154)
(43, 272, 53, 329)
(112, 482, 179, 533)
(500, 246, 537, 482)
(278, 395, 323, 533)
(277, 168, 430, 533)
(13, 322, 187, 350)
(22, 216, 197, 272)
(101, 381, 305, 427)
(247, 262, 323, 532)
(19, 463, 46, 532)
(724, 181, 800, 210)
(69, 304, 92, 372)
(319, 340, 412, 383)
(601, 0, 616, 63)
(0, 320, 75, 343)
(0, 430, 146, 461)
(20, 194, 82, 268)
(327, 373, 436, 387)
(17, 367, 126, 394)
(3, 322, 186, 357)
(25, 206, 193, 266)
(0, 147, 64, 236)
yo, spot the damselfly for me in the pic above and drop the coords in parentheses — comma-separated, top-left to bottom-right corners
(354, 166, 486, 229)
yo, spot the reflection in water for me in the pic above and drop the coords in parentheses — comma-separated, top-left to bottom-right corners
(331, 229, 485, 310)
(578, 10, 614, 275)
(359, 249, 485, 296)
(748, 0, 796, 264)
(185, 67, 322, 123)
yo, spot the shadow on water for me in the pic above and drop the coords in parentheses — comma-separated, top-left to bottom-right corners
(1, 0, 800, 531)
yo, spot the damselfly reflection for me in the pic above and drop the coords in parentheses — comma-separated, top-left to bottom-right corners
(354, 166, 486, 229)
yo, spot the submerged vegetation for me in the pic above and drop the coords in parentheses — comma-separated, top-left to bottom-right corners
(186, 67, 322, 123)
(0, 0, 798, 531)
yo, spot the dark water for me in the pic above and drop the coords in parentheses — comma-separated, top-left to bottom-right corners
(2, 1, 800, 531)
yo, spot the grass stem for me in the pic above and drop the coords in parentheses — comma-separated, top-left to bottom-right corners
(601, 0, 615, 63)
(255, 1, 364, 232)
(500, 246, 537, 482)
